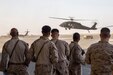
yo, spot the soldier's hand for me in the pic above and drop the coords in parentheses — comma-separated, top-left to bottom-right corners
(112, 71, 113, 75)
(3, 69, 7, 72)
(24, 62, 29, 67)
(82, 61, 86, 65)
(66, 60, 69, 66)
(82, 49, 85, 55)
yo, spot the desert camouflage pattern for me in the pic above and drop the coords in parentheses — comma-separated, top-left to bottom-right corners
(85, 41, 113, 75)
(69, 42, 84, 75)
(7, 65, 28, 75)
(1, 38, 29, 75)
(35, 64, 52, 75)
(51, 39, 69, 75)
(28, 36, 58, 75)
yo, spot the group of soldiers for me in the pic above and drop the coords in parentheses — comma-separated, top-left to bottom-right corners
(0, 25, 113, 75)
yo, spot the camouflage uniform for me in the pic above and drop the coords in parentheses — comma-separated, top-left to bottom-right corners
(1, 38, 29, 75)
(85, 41, 113, 75)
(69, 42, 84, 75)
(51, 39, 70, 75)
(28, 36, 58, 75)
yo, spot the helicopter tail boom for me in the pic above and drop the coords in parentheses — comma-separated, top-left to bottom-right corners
(90, 22, 97, 30)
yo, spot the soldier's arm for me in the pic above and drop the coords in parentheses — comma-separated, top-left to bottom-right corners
(111, 64, 113, 75)
(27, 42, 35, 62)
(85, 46, 91, 64)
(24, 42, 30, 66)
(74, 46, 84, 64)
(1, 43, 8, 71)
(49, 42, 58, 64)
(111, 50, 113, 75)
(65, 42, 70, 58)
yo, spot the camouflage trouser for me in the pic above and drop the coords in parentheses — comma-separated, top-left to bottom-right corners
(91, 70, 112, 75)
(35, 64, 52, 75)
(69, 64, 81, 75)
(53, 61, 69, 75)
(7, 65, 29, 75)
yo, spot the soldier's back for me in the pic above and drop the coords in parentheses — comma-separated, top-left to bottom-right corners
(87, 41, 113, 74)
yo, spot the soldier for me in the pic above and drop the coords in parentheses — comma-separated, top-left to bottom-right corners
(85, 27, 113, 75)
(28, 25, 58, 75)
(0, 28, 29, 75)
(69, 32, 84, 75)
(51, 29, 70, 75)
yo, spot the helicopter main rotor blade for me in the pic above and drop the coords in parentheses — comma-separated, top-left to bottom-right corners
(49, 17, 97, 21)
(97, 25, 113, 29)
(106, 25, 113, 27)
(73, 19, 97, 21)
(49, 17, 70, 20)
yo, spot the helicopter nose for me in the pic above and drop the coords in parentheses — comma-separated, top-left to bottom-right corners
(59, 24, 63, 27)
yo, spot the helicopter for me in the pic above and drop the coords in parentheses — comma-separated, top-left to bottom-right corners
(0, 29, 30, 38)
(49, 17, 97, 32)
(19, 29, 30, 37)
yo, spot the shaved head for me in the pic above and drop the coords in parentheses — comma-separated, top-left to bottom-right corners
(10, 28, 19, 37)
(73, 32, 80, 42)
(100, 27, 110, 38)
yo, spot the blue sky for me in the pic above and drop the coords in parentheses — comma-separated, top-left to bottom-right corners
(0, 0, 113, 35)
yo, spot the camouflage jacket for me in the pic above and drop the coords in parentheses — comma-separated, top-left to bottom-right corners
(69, 42, 84, 65)
(51, 39, 70, 62)
(85, 41, 113, 73)
(28, 36, 58, 65)
(1, 38, 29, 70)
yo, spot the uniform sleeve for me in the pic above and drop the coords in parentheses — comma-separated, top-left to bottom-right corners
(49, 42, 58, 64)
(27, 42, 35, 62)
(85, 46, 92, 64)
(111, 64, 113, 71)
(24, 42, 30, 66)
(64, 42, 70, 58)
(110, 48, 113, 71)
(73, 46, 84, 64)
(1, 43, 8, 71)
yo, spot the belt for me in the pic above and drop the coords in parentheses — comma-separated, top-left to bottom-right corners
(8, 62, 25, 65)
